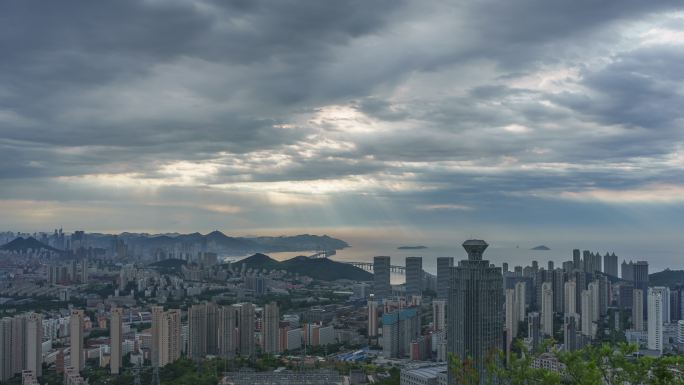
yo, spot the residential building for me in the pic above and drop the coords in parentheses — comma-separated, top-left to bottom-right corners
(648, 287, 665, 353)
(406, 257, 423, 296)
(373, 256, 392, 299)
(263, 302, 280, 354)
(110, 308, 122, 374)
(541, 282, 553, 336)
(69, 310, 84, 371)
(432, 300, 446, 332)
(436, 257, 454, 300)
(382, 308, 421, 358)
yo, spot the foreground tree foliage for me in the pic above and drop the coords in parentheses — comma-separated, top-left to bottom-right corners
(449, 341, 684, 385)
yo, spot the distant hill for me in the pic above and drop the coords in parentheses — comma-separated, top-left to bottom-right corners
(0, 237, 63, 253)
(82, 231, 350, 256)
(649, 269, 684, 287)
(239, 253, 281, 270)
(237, 254, 372, 282)
(398, 245, 427, 250)
(531, 245, 550, 250)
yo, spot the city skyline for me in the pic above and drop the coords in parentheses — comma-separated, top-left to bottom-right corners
(1, 2, 684, 262)
(2, 1, 684, 384)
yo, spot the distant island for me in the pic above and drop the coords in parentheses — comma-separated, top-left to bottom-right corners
(398, 245, 428, 250)
(531, 245, 551, 250)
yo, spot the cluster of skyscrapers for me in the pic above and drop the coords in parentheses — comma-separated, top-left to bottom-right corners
(0, 313, 43, 381)
(368, 241, 668, 385)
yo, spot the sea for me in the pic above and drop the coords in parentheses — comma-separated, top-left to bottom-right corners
(265, 235, 679, 284)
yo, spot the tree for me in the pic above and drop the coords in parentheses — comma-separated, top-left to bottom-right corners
(448, 354, 479, 385)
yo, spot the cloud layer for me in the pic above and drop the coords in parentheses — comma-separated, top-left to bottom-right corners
(2, 1, 684, 257)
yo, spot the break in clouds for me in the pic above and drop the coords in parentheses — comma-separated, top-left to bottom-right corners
(1, 1, 684, 249)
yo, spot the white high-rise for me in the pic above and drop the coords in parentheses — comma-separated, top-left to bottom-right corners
(564, 280, 576, 315)
(505, 289, 518, 353)
(541, 282, 553, 336)
(514, 281, 526, 322)
(648, 287, 665, 353)
(69, 309, 84, 371)
(26, 313, 43, 377)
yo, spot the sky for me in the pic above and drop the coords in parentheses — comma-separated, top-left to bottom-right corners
(1, 1, 684, 261)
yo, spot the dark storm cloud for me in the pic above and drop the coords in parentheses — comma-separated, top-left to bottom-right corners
(1, 0, 684, 237)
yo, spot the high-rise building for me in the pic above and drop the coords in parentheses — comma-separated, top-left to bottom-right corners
(603, 253, 618, 277)
(110, 308, 122, 374)
(541, 282, 553, 336)
(1, 313, 43, 381)
(534, 268, 550, 311)
(564, 280, 576, 315)
(574, 271, 588, 318)
(619, 282, 634, 310)
(187, 302, 219, 360)
(633, 289, 644, 331)
(632, 261, 649, 318)
(562, 261, 574, 273)
(598, 275, 609, 317)
(151, 306, 164, 367)
(152, 307, 181, 368)
(572, 249, 581, 270)
(633, 261, 649, 284)
(436, 257, 453, 300)
(622, 260, 634, 281)
(583, 251, 601, 274)
(447, 240, 503, 385)
(648, 288, 665, 353)
(514, 281, 526, 322)
(659, 287, 671, 323)
(373, 256, 391, 299)
(405, 257, 423, 296)
(588, 281, 600, 323)
(206, 302, 218, 355)
(235, 303, 255, 357)
(80, 259, 88, 284)
(25, 313, 43, 377)
(368, 298, 379, 337)
(580, 290, 594, 338)
(552, 269, 565, 313)
(69, 309, 84, 371)
(263, 302, 280, 354)
(218, 306, 237, 359)
(161, 309, 182, 367)
(670, 288, 682, 323)
(381, 308, 420, 358)
(188, 304, 207, 360)
(0, 318, 14, 381)
(528, 312, 541, 350)
(514, 266, 523, 276)
(433, 300, 446, 332)
(505, 289, 517, 353)
(563, 313, 580, 351)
